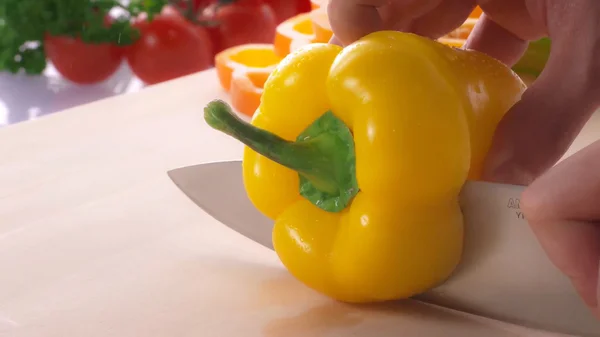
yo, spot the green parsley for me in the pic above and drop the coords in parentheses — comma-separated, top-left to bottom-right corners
(0, 0, 168, 75)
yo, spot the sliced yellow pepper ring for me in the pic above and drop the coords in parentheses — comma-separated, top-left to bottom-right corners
(215, 44, 281, 92)
(230, 70, 270, 118)
(274, 13, 316, 58)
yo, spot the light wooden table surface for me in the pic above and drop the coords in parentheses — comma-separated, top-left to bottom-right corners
(0, 69, 598, 337)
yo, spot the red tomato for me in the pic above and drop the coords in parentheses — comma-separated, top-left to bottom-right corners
(262, 0, 297, 23)
(176, 0, 216, 13)
(44, 34, 124, 85)
(160, 4, 188, 19)
(295, 0, 312, 13)
(201, 0, 277, 55)
(263, 0, 311, 22)
(126, 14, 213, 85)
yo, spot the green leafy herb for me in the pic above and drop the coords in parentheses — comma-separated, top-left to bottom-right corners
(0, 0, 169, 75)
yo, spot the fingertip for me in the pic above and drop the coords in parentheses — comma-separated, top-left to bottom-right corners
(463, 14, 528, 67)
(327, 0, 384, 45)
(517, 144, 600, 311)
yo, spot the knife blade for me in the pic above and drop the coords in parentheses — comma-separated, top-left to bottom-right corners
(168, 160, 600, 337)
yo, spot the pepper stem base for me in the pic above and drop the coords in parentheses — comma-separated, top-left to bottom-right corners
(296, 111, 359, 212)
(203, 99, 359, 213)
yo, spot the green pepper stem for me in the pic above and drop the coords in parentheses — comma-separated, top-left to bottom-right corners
(204, 100, 339, 195)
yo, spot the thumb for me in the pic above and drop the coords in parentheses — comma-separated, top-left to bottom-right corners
(481, 5, 600, 185)
(520, 139, 600, 314)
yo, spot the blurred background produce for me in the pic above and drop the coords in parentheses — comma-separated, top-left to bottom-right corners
(0, 0, 312, 85)
(213, 3, 550, 117)
(0, 0, 549, 125)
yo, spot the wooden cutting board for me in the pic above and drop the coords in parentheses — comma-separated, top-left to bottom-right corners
(0, 69, 597, 337)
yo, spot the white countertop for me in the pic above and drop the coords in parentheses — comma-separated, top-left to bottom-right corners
(0, 62, 147, 127)
(0, 68, 578, 337)
(2, 64, 600, 336)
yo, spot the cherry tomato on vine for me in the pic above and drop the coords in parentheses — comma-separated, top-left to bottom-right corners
(44, 30, 124, 84)
(126, 13, 213, 85)
(201, 0, 277, 55)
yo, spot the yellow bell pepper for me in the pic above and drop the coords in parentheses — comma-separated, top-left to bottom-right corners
(204, 31, 526, 303)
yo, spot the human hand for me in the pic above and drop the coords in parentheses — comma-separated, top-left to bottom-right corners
(521, 140, 600, 319)
(327, 0, 600, 316)
(327, 0, 600, 185)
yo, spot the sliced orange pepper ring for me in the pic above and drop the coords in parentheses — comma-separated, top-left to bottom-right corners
(230, 70, 270, 118)
(437, 37, 467, 48)
(274, 12, 316, 58)
(469, 6, 483, 18)
(310, 7, 333, 43)
(445, 17, 478, 40)
(310, 0, 327, 10)
(215, 44, 281, 92)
